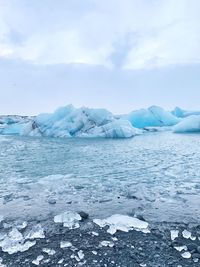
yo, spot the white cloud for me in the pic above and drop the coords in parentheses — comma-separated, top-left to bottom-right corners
(0, 0, 200, 69)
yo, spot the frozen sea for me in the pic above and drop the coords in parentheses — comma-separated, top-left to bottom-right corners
(0, 132, 200, 223)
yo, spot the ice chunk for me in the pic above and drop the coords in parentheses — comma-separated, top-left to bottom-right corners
(170, 230, 179, 241)
(60, 241, 72, 248)
(25, 224, 45, 240)
(42, 248, 56, 255)
(127, 106, 180, 128)
(0, 228, 36, 255)
(174, 246, 187, 252)
(54, 211, 82, 229)
(78, 250, 84, 260)
(181, 252, 191, 259)
(100, 241, 115, 247)
(93, 214, 149, 235)
(32, 255, 44, 265)
(174, 115, 200, 133)
(182, 230, 192, 239)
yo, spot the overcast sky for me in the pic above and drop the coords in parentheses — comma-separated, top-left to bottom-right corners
(0, 0, 200, 115)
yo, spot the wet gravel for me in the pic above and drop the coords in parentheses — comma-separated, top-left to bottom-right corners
(1, 217, 200, 267)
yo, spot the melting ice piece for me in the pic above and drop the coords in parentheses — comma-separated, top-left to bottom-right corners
(182, 230, 192, 239)
(0, 228, 36, 255)
(174, 246, 187, 252)
(93, 214, 149, 235)
(60, 241, 72, 248)
(54, 211, 81, 229)
(26, 224, 45, 240)
(78, 250, 84, 260)
(181, 252, 191, 259)
(42, 248, 56, 255)
(170, 230, 179, 241)
(0, 216, 4, 223)
(100, 241, 115, 248)
(32, 255, 44, 265)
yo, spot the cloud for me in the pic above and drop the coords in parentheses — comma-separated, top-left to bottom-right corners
(0, 0, 200, 69)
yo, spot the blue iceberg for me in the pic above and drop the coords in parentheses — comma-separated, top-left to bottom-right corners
(174, 115, 200, 133)
(127, 106, 180, 128)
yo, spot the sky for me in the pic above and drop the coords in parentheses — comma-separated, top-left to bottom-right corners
(0, 0, 200, 115)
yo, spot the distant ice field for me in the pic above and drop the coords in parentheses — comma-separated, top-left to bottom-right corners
(0, 132, 200, 223)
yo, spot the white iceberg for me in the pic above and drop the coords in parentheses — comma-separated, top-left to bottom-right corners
(127, 106, 180, 128)
(93, 214, 149, 235)
(174, 115, 200, 133)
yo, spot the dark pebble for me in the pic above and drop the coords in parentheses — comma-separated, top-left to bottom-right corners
(78, 211, 89, 220)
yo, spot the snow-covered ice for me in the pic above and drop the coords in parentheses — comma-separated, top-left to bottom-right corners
(94, 214, 149, 235)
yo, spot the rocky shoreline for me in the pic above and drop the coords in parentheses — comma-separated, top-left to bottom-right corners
(1, 213, 200, 267)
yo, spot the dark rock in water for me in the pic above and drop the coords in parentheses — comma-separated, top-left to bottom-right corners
(187, 243, 198, 252)
(78, 211, 89, 220)
(192, 253, 200, 259)
(66, 201, 72, 204)
(48, 198, 56, 205)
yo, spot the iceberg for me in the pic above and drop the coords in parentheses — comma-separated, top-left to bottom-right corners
(0, 105, 141, 139)
(173, 115, 200, 133)
(127, 106, 180, 128)
(172, 107, 200, 118)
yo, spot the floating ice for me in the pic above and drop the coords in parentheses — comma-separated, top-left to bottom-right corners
(174, 115, 200, 133)
(54, 211, 82, 229)
(170, 230, 179, 241)
(181, 252, 191, 259)
(127, 106, 179, 128)
(0, 105, 142, 139)
(93, 214, 149, 235)
(32, 255, 44, 265)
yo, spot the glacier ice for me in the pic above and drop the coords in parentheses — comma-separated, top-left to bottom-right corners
(174, 115, 200, 133)
(93, 214, 149, 235)
(127, 106, 180, 128)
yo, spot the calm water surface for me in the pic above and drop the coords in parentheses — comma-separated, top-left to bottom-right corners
(0, 132, 200, 223)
